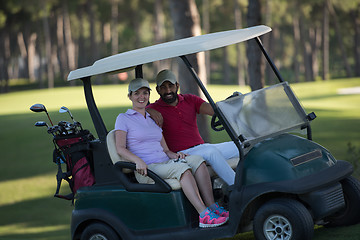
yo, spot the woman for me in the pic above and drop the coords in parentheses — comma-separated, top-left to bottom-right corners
(115, 78, 229, 228)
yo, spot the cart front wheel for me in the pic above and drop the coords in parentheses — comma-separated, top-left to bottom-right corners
(81, 222, 119, 240)
(325, 176, 360, 227)
(253, 198, 314, 240)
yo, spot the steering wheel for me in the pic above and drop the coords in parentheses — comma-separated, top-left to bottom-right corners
(211, 113, 225, 132)
(211, 92, 243, 132)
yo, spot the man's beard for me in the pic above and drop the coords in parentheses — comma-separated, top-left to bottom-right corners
(160, 92, 177, 104)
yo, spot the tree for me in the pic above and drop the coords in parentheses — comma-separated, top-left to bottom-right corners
(168, 0, 210, 142)
(153, 0, 167, 74)
(56, 7, 68, 80)
(42, 5, 54, 88)
(111, 0, 119, 55)
(247, 0, 264, 91)
(87, 0, 98, 65)
(322, 0, 330, 80)
(0, 27, 10, 93)
(234, 0, 246, 86)
(327, 0, 352, 77)
(202, 0, 210, 83)
(63, 0, 76, 73)
(352, 4, 360, 77)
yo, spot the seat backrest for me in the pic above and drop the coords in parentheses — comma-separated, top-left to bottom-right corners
(106, 129, 132, 174)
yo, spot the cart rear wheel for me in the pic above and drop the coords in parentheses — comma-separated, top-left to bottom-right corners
(253, 198, 313, 240)
(325, 176, 360, 227)
(81, 223, 119, 240)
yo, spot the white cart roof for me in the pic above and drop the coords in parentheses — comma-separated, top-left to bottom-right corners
(67, 25, 271, 81)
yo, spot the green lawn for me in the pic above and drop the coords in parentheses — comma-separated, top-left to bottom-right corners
(0, 78, 359, 239)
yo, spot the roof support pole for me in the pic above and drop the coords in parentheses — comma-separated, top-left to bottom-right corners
(82, 76, 108, 141)
(135, 65, 143, 78)
(255, 37, 284, 83)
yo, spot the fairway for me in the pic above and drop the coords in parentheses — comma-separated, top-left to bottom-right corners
(0, 78, 359, 239)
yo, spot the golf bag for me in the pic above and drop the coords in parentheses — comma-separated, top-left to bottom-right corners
(53, 129, 95, 201)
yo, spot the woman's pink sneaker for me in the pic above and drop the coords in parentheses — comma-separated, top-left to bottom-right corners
(199, 208, 228, 228)
(212, 202, 229, 219)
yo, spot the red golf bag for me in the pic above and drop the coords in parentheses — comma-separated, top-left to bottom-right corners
(53, 130, 95, 201)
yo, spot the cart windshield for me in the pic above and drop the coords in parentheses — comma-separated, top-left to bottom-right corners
(216, 82, 309, 147)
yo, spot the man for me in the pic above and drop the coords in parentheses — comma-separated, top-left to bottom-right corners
(146, 69, 238, 186)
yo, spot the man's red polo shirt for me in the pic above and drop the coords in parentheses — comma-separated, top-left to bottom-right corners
(147, 94, 205, 152)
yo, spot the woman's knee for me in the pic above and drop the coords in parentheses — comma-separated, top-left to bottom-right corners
(194, 161, 208, 175)
(198, 161, 207, 169)
(180, 169, 192, 181)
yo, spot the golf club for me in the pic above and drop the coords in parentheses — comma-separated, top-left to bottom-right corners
(59, 106, 74, 121)
(35, 121, 49, 128)
(59, 106, 83, 131)
(48, 125, 62, 136)
(34, 121, 55, 136)
(30, 104, 54, 126)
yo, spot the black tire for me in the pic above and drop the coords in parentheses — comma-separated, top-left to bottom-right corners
(81, 223, 119, 240)
(325, 176, 360, 227)
(253, 198, 314, 240)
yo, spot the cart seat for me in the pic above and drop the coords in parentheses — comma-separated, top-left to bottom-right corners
(106, 129, 239, 190)
(207, 157, 239, 177)
(106, 129, 182, 190)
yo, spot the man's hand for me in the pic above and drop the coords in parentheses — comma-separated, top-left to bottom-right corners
(165, 150, 188, 160)
(146, 108, 163, 127)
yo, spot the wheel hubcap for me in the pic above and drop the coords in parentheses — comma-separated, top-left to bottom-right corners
(263, 215, 292, 240)
(89, 234, 108, 240)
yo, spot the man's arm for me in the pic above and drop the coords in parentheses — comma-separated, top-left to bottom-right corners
(160, 136, 187, 159)
(146, 108, 163, 127)
(199, 102, 214, 116)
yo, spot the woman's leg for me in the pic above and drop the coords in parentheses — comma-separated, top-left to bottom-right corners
(147, 161, 228, 227)
(185, 156, 229, 219)
(180, 169, 206, 214)
(193, 162, 215, 207)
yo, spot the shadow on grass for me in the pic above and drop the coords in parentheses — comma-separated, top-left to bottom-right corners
(0, 196, 72, 239)
(313, 224, 360, 240)
(0, 228, 69, 240)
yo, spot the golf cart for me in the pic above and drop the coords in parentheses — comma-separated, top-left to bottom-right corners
(62, 25, 360, 240)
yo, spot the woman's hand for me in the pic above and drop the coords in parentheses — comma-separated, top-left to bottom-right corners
(135, 159, 148, 176)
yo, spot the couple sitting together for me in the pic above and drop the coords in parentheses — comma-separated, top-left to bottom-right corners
(114, 69, 239, 228)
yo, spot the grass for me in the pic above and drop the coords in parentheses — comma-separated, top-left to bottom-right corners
(0, 78, 359, 239)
